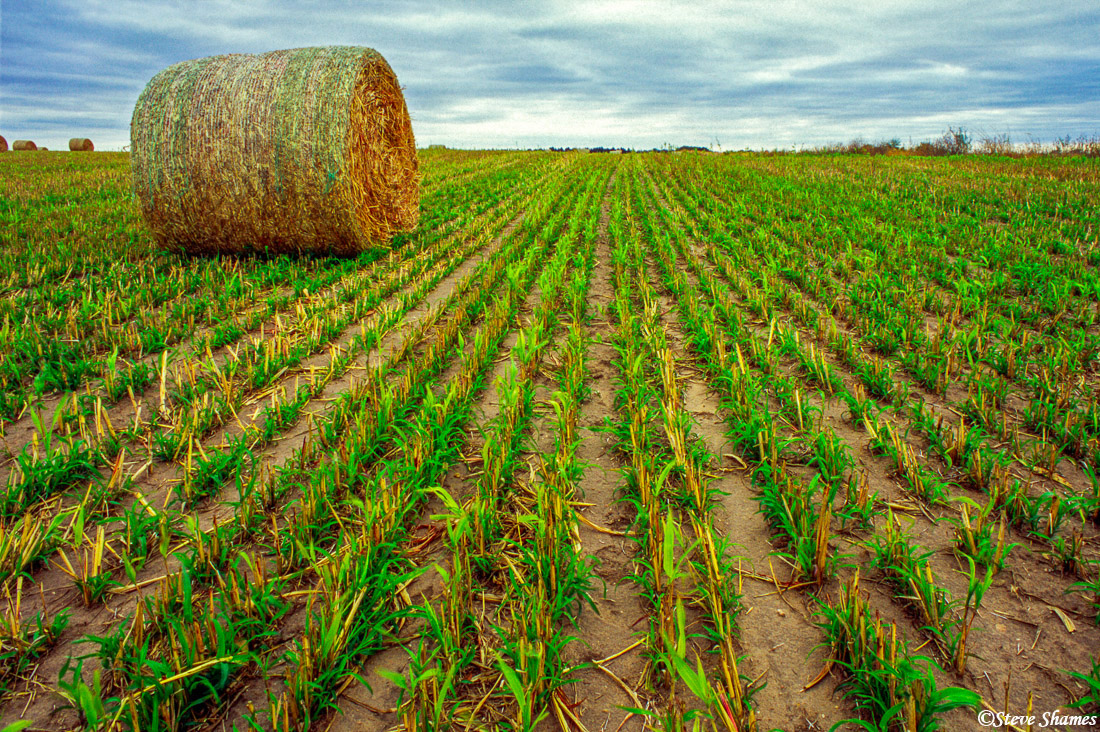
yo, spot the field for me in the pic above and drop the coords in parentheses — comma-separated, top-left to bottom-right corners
(0, 149, 1098, 732)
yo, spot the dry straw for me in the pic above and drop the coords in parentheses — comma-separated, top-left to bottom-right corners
(0, 136, 7, 152)
(130, 46, 419, 255)
(12, 140, 37, 151)
(69, 138, 94, 151)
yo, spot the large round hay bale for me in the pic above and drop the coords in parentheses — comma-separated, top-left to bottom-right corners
(69, 138, 94, 151)
(12, 140, 36, 151)
(0, 136, 7, 152)
(130, 46, 419, 256)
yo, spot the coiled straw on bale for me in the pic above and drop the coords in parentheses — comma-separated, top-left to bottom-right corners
(12, 140, 36, 151)
(69, 138, 94, 151)
(0, 136, 7, 152)
(130, 46, 419, 255)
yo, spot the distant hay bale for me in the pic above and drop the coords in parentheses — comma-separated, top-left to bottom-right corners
(130, 46, 419, 256)
(0, 136, 7, 152)
(69, 138, 94, 151)
(12, 140, 36, 151)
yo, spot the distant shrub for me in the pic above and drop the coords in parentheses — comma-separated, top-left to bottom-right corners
(809, 138, 902, 155)
(912, 127, 971, 156)
(1052, 135, 1100, 157)
(977, 133, 1013, 155)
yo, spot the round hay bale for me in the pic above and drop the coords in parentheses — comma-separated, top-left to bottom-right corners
(69, 138, 94, 151)
(0, 136, 7, 152)
(130, 46, 419, 256)
(12, 140, 37, 151)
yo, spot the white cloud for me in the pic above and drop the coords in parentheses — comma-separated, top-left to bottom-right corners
(2, 0, 1098, 149)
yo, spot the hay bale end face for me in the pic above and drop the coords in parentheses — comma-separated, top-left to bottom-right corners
(69, 138, 94, 151)
(0, 136, 7, 152)
(12, 140, 37, 151)
(130, 46, 419, 256)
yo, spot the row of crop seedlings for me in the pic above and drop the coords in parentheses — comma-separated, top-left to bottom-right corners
(652, 157, 1100, 539)
(0, 153, 567, 696)
(84, 158, 585, 601)
(0, 211, 495, 621)
(0, 156, 571, 609)
(644, 158, 1100, 711)
(16, 149, 544, 447)
(791, 217, 1100, 479)
(418, 148, 528, 190)
(690, 156, 1100, 476)
(649, 159, 1100, 603)
(45, 157, 589, 731)
(395, 163, 608, 729)
(0, 149, 540, 426)
(855, 157, 1100, 318)
(671, 159, 1100, 616)
(480, 165, 604, 730)
(627, 161, 987, 730)
(662, 153, 1097, 462)
(680, 152, 1097, 390)
(757, 155, 1097, 329)
(598, 162, 757, 731)
(0, 168, 487, 463)
(683, 176, 1100, 684)
(646, 177, 1007, 678)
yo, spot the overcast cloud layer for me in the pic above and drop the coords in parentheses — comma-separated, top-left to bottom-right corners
(1, 0, 1098, 150)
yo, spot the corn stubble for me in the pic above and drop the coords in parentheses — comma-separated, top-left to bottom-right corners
(1, 149, 1099, 730)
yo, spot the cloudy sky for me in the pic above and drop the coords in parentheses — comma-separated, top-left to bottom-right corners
(1, 0, 1097, 151)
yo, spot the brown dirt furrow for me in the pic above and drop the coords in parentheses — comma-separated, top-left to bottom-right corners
(560, 168, 658, 732)
(643, 238, 847, 731)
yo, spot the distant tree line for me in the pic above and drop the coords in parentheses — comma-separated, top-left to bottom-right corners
(545, 129, 1100, 157)
(547, 145, 714, 154)
(809, 128, 1100, 157)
